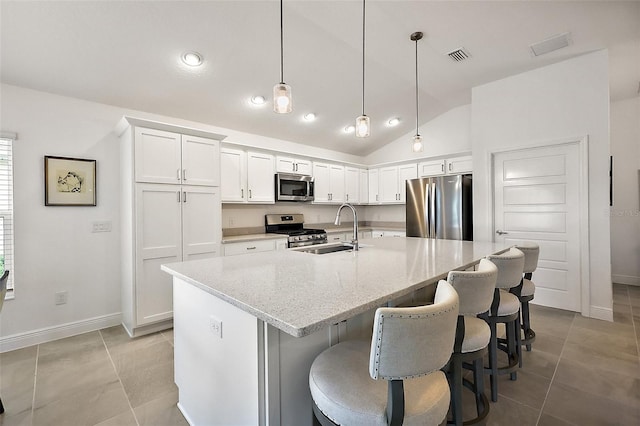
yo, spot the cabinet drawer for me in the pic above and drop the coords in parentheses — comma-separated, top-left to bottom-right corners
(327, 232, 349, 242)
(224, 239, 276, 256)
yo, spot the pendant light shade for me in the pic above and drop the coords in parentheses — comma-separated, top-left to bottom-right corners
(274, 0, 292, 114)
(355, 0, 369, 138)
(411, 31, 424, 152)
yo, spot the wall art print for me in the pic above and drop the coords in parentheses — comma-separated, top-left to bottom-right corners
(44, 156, 96, 206)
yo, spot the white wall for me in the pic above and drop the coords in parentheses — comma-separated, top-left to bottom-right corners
(363, 105, 471, 165)
(610, 97, 640, 285)
(0, 83, 363, 348)
(471, 50, 612, 319)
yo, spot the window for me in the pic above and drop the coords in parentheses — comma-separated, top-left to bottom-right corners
(0, 137, 14, 294)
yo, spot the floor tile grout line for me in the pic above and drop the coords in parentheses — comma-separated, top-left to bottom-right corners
(98, 329, 140, 426)
(534, 312, 576, 426)
(30, 344, 39, 426)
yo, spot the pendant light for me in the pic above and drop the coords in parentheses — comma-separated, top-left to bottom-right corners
(273, 0, 292, 114)
(411, 31, 424, 152)
(355, 0, 370, 137)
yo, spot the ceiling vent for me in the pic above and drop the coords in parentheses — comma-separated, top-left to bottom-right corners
(529, 32, 571, 57)
(447, 48, 470, 62)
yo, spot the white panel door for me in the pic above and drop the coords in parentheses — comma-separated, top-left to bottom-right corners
(136, 184, 182, 324)
(181, 135, 220, 187)
(135, 127, 181, 184)
(182, 186, 221, 260)
(379, 166, 399, 203)
(247, 152, 275, 203)
(368, 169, 379, 204)
(493, 143, 581, 311)
(398, 164, 418, 203)
(220, 148, 246, 202)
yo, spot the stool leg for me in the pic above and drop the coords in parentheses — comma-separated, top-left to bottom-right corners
(472, 358, 485, 418)
(488, 321, 498, 402)
(507, 320, 518, 381)
(451, 358, 463, 426)
(515, 313, 523, 368)
(522, 301, 532, 352)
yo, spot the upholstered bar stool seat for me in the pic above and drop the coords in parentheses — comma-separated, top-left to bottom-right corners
(484, 248, 525, 402)
(310, 280, 459, 426)
(446, 258, 498, 425)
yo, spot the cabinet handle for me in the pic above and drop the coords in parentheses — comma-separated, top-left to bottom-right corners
(441, 164, 445, 172)
(448, 163, 452, 172)
(294, 163, 298, 172)
(346, 194, 349, 201)
(183, 191, 187, 203)
(376, 194, 379, 202)
(241, 188, 244, 198)
(249, 189, 252, 199)
(246, 246, 257, 250)
(183, 169, 187, 180)
(177, 191, 181, 202)
(177, 169, 181, 181)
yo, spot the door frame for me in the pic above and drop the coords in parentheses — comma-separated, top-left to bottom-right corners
(488, 135, 591, 316)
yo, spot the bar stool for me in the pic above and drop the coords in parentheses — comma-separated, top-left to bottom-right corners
(484, 248, 525, 402)
(446, 258, 498, 426)
(514, 243, 539, 353)
(309, 280, 459, 426)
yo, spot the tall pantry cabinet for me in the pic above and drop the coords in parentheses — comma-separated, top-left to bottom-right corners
(117, 117, 226, 337)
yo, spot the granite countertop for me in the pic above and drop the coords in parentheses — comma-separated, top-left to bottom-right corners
(162, 238, 507, 338)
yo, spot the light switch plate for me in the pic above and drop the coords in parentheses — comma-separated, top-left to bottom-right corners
(92, 221, 112, 233)
(209, 316, 222, 338)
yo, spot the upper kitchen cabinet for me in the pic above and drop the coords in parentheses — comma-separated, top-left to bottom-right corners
(276, 155, 312, 175)
(359, 168, 368, 204)
(344, 167, 360, 204)
(221, 147, 275, 204)
(379, 163, 417, 203)
(313, 162, 345, 204)
(418, 155, 472, 177)
(368, 169, 380, 204)
(134, 127, 220, 186)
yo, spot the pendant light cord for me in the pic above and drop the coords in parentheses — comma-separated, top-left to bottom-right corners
(280, 0, 284, 84)
(362, 0, 366, 116)
(415, 36, 419, 135)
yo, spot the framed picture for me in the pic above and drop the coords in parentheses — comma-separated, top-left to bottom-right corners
(44, 156, 97, 206)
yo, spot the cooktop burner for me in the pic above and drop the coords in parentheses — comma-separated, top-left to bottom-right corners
(265, 214, 328, 248)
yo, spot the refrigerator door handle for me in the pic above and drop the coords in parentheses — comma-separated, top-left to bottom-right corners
(429, 182, 437, 238)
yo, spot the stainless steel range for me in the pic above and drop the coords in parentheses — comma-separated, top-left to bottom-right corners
(265, 214, 327, 248)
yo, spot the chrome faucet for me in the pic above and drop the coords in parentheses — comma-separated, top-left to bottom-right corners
(334, 203, 359, 251)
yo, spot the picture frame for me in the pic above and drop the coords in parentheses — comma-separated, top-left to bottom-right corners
(44, 156, 97, 206)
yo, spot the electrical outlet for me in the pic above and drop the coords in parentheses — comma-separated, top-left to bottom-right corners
(209, 316, 222, 338)
(55, 291, 68, 305)
(92, 221, 112, 233)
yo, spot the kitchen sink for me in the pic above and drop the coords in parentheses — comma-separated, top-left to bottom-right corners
(294, 242, 356, 255)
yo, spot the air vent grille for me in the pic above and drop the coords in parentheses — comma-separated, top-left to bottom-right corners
(447, 48, 470, 62)
(529, 32, 571, 57)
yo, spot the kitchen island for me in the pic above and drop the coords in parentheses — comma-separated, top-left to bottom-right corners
(161, 237, 507, 426)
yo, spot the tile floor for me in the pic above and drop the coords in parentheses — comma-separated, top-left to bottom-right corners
(1, 284, 639, 426)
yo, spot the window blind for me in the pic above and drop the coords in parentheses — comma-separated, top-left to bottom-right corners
(0, 138, 14, 291)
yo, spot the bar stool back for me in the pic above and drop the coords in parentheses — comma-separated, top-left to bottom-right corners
(514, 243, 539, 352)
(446, 259, 497, 425)
(484, 248, 525, 402)
(309, 280, 459, 426)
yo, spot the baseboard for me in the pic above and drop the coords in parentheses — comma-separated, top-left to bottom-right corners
(177, 402, 195, 426)
(589, 305, 614, 322)
(612, 274, 640, 286)
(0, 312, 122, 353)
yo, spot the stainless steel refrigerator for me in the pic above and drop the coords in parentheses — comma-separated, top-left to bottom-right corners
(405, 175, 473, 240)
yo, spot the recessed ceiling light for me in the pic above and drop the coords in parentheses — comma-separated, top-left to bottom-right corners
(344, 125, 355, 134)
(181, 52, 203, 67)
(387, 117, 401, 127)
(303, 113, 316, 122)
(250, 95, 266, 105)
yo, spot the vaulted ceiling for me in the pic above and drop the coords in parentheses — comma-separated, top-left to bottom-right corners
(2, 1, 639, 156)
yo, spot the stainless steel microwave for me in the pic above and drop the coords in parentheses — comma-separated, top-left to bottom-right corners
(275, 173, 314, 202)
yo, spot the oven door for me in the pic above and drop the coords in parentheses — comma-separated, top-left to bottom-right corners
(276, 173, 314, 201)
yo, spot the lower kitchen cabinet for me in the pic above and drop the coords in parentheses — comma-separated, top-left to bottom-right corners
(223, 238, 288, 256)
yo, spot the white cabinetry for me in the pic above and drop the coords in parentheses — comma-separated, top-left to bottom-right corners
(359, 169, 368, 204)
(313, 162, 345, 204)
(223, 238, 287, 256)
(344, 167, 360, 204)
(327, 231, 350, 243)
(418, 155, 472, 177)
(379, 164, 417, 204)
(276, 156, 312, 175)
(221, 147, 275, 204)
(117, 117, 225, 337)
(368, 169, 380, 204)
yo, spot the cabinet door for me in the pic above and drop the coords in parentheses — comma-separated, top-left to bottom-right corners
(247, 152, 275, 203)
(295, 159, 312, 175)
(221, 148, 246, 202)
(379, 166, 399, 203)
(418, 159, 446, 177)
(181, 135, 220, 187)
(182, 186, 221, 260)
(397, 164, 418, 203)
(359, 169, 368, 204)
(276, 156, 296, 173)
(447, 156, 473, 174)
(135, 127, 182, 184)
(135, 184, 182, 325)
(327, 232, 349, 243)
(368, 169, 379, 204)
(344, 167, 360, 203)
(312, 162, 331, 203)
(224, 239, 277, 256)
(329, 164, 345, 203)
